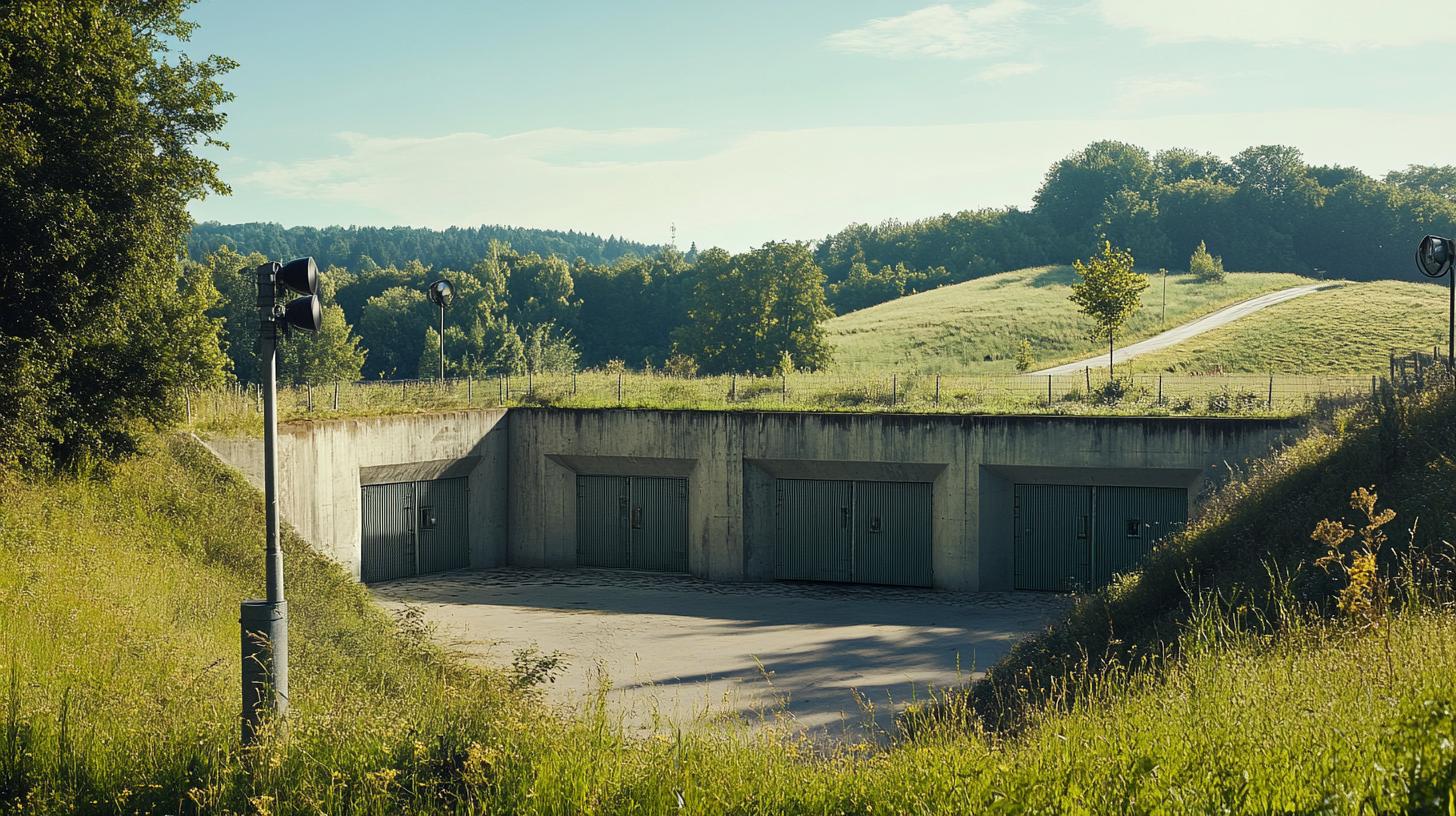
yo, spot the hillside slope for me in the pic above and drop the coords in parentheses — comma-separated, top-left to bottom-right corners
(827, 266, 1313, 373)
(1128, 279, 1450, 374)
(977, 381, 1456, 730)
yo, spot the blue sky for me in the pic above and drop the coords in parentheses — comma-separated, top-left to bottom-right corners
(186, 0, 1456, 250)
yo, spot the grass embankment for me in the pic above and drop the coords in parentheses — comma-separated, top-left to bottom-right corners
(977, 380, 1456, 732)
(1128, 279, 1450, 374)
(827, 266, 1313, 373)
(4, 391, 1456, 812)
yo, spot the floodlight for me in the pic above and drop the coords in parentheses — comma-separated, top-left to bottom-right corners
(427, 278, 454, 308)
(277, 257, 320, 295)
(1417, 234, 1453, 278)
(280, 295, 322, 333)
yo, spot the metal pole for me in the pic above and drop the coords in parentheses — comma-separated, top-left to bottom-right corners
(934, 374, 941, 407)
(891, 373, 897, 407)
(1047, 374, 1052, 407)
(242, 265, 288, 744)
(1448, 271, 1454, 373)
(438, 305, 446, 382)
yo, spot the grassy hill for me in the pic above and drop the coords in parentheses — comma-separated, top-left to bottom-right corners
(4, 392, 1456, 812)
(826, 266, 1315, 374)
(1128, 279, 1450, 374)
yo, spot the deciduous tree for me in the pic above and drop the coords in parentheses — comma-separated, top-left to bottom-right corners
(1069, 242, 1147, 378)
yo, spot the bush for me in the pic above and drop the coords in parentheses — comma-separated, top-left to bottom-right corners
(663, 354, 699, 378)
(1014, 340, 1036, 373)
(1189, 240, 1226, 283)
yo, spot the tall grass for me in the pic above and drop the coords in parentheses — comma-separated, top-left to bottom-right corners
(188, 370, 1375, 437)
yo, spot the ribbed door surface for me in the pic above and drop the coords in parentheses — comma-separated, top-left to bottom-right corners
(361, 482, 415, 583)
(776, 479, 853, 582)
(416, 477, 470, 575)
(1093, 486, 1187, 588)
(628, 477, 688, 572)
(577, 475, 630, 568)
(1013, 484, 1093, 591)
(853, 481, 933, 587)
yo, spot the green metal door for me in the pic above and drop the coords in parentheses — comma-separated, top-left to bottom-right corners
(776, 479, 853, 582)
(416, 477, 470, 575)
(1013, 484, 1093, 591)
(361, 481, 415, 583)
(577, 475, 629, 568)
(853, 481, 933, 587)
(1093, 486, 1187, 588)
(627, 477, 688, 572)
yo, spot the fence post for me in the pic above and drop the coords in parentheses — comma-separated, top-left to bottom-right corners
(498, 375, 504, 404)
(306, 383, 313, 413)
(934, 374, 941, 407)
(1371, 374, 1377, 402)
(1267, 374, 1273, 410)
(781, 373, 787, 403)
(528, 369, 534, 398)
(891, 373, 897, 407)
(1047, 374, 1052, 407)
(730, 373, 737, 403)
(617, 371, 622, 406)
(467, 375, 473, 403)
(572, 370, 577, 396)
(333, 381, 340, 410)
(1084, 366, 1090, 395)
(1157, 375, 1163, 405)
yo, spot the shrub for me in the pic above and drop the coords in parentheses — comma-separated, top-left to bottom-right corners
(1014, 340, 1036, 373)
(1189, 240, 1226, 283)
(663, 354, 699, 378)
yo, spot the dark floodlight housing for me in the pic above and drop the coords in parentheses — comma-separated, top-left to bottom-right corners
(281, 294, 322, 333)
(1418, 234, 1453, 278)
(427, 278, 454, 308)
(277, 257, 320, 295)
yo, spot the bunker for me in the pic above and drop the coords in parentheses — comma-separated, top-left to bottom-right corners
(205, 408, 1297, 593)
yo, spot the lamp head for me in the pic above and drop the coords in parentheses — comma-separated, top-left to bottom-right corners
(1417, 235, 1453, 278)
(280, 295, 322, 333)
(427, 278, 454, 308)
(277, 257, 320, 295)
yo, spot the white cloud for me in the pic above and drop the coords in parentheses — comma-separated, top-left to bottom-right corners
(824, 1, 1033, 60)
(200, 109, 1456, 251)
(975, 61, 1043, 81)
(1114, 78, 1209, 111)
(1098, 0, 1456, 49)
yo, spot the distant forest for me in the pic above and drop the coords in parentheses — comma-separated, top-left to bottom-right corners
(188, 142, 1456, 384)
(187, 222, 661, 270)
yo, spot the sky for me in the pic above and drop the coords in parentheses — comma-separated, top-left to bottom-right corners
(184, 0, 1456, 250)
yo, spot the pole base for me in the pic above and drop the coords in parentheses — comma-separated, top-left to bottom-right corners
(240, 599, 288, 744)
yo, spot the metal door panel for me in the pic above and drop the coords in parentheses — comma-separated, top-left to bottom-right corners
(1013, 484, 1093, 591)
(577, 475, 629, 568)
(852, 481, 933, 587)
(416, 477, 470, 575)
(628, 477, 688, 572)
(361, 481, 415, 583)
(776, 479, 853, 582)
(1094, 486, 1187, 587)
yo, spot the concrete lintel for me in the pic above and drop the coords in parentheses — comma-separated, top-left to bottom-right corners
(359, 456, 482, 486)
(981, 463, 1202, 489)
(746, 457, 948, 483)
(546, 453, 697, 478)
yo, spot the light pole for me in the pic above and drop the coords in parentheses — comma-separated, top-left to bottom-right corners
(427, 278, 454, 381)
(1416, 235, 1454, 372)
(241, 257, 322, 744)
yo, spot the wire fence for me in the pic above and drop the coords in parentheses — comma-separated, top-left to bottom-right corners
(187, 368, 1397, 433)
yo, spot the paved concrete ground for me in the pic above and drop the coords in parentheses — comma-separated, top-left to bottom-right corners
(372, 568, 1068, 739)
(1032, 282, 1339, 376)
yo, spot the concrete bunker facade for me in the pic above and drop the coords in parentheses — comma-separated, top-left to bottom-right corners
(220, 408, 1296, 593)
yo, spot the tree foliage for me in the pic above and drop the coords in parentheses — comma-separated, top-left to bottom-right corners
(1069, 242, 1147, 375)
(0, 0, 232, 470)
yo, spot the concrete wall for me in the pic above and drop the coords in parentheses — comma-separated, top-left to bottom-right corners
(508, 409, 1298, 591)
(205, 410, 509, 580)
(205, 407, 1296, 591)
